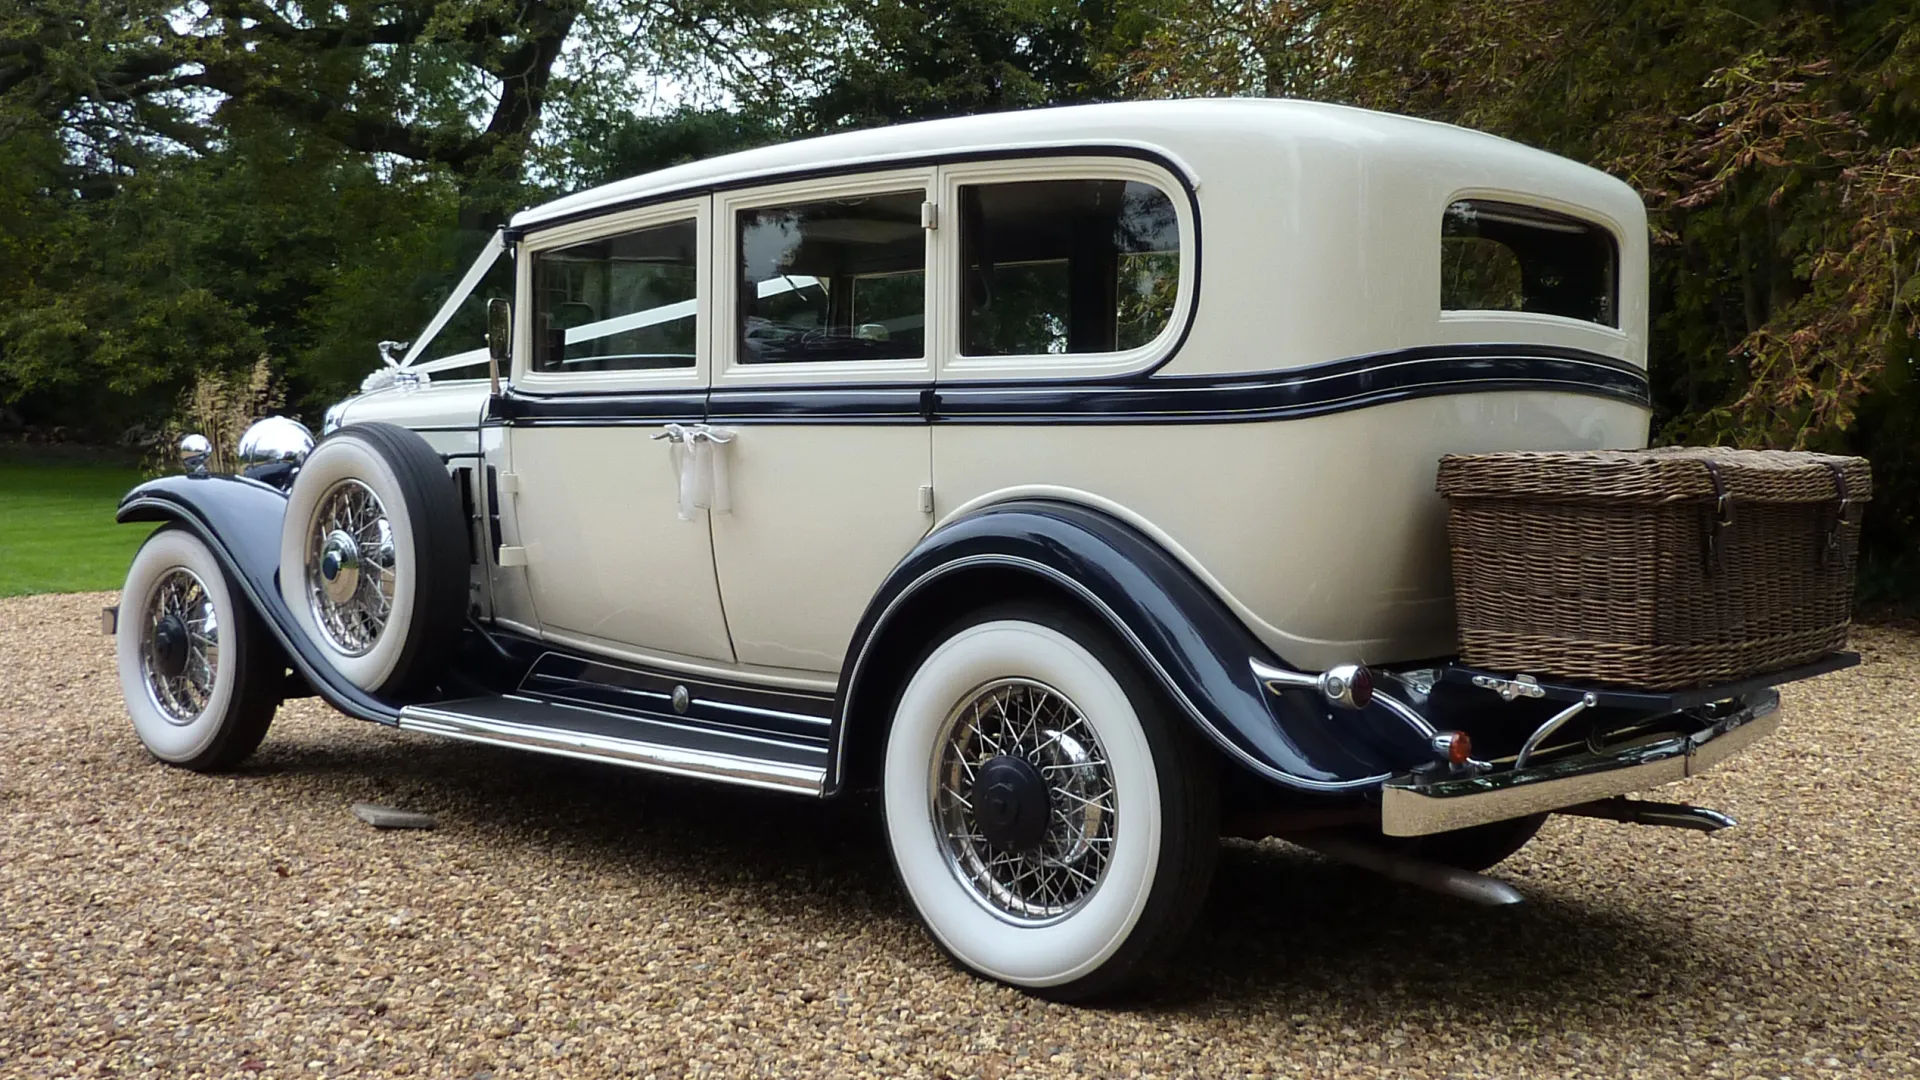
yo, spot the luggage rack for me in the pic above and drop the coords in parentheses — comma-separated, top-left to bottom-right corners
(1440, 650, 1859, 713)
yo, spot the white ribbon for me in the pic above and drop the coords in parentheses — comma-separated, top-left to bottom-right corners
(660, 424, 734, 521)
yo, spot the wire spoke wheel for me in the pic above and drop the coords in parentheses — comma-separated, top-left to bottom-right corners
(932, 678, 1118, 925)
(304, 478, 396, 657)
(139, 568, 220, 725)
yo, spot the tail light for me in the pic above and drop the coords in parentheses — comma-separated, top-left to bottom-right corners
(1432, 730, 1472, 766)
(1317, 664, 1373, 709)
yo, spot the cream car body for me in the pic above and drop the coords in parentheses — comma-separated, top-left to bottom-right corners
(330, 100, 1648, 677)
(113, 100, 1826, 1000)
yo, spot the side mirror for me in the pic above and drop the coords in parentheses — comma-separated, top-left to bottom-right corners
(485, 297, 512, 396)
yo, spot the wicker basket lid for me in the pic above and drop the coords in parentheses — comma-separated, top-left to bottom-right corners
(1436, 446, 1873, 503)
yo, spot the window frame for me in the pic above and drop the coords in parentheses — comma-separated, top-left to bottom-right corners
(714, 168, 938, 389)
(513, 196, 712, 395)
(937, 156, 1196, 383)
(1435, 189, 1628, 338)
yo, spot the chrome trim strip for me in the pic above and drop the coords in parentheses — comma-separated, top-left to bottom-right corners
(397, 704, 826, 795)
(1381, 694, 1780, 837)
(521, 694, 830, 755)
(699, 698, 834, 726)
(1366, 685, 1440, 741)
(1514, 692, 1598, 769)
(518, 649, 836, 730)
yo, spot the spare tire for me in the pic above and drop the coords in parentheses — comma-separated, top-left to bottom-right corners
(279, 422, 467, 695)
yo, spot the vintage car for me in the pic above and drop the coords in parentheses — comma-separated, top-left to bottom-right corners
(106, 99, 1851, 1001)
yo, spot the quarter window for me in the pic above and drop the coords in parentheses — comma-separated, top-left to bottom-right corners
(1441, 200, 1618, 327)
(959, 179, 1180, 356)
(532, 218, 698, 373)
(737, 191, 926, 363)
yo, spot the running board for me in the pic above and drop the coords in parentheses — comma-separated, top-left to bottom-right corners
(397, 694, 827, 795)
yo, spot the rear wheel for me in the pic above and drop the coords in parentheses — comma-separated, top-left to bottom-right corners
(116, 527, 282, 771)
(881, 604, 1218, 1001)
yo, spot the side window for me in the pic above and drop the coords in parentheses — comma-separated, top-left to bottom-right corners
(532, 218, 698, 373)
(959, 179, 1180, 356)
(1442, 200, 1618, 327)
(737, 191, 926, 364)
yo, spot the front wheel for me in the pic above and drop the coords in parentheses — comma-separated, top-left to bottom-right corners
(116, 526, 282, 771)
(881, 605, 1218, 1001)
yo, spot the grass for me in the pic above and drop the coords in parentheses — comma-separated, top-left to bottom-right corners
(0, 451, 157, 597)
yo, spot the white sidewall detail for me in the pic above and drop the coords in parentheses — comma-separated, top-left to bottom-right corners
(279, 434, 421, 691)
(883, 619, 1162, 988)
(117, 530, 242, 763)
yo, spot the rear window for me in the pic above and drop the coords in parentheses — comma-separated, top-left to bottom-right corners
(1441, 200, 1617, 327)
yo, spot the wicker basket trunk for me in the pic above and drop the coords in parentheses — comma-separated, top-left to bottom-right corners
(1436, 447, 1870, 689)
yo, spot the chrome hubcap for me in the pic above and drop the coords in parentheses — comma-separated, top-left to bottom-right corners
(140, 569, 219, 725)
(932, 679, 1117, 925)
(319, 529, 362, 604)
(305, 479, 395, 656)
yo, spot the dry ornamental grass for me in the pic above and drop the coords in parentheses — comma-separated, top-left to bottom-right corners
(2, 591, 1917, 1079)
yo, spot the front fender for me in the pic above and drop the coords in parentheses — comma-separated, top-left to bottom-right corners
(831, 500, 1433, 795)
(117, 475, 399, 724)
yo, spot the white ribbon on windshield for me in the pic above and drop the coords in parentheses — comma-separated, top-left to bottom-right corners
(399, 230, 508, 369)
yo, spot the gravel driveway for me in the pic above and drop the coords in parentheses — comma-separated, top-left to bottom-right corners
(3, 591, 1917, 1079)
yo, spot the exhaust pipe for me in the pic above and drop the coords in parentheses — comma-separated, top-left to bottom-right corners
(1558, 798, 1737, 832)
(1287, 833, 1526, 907)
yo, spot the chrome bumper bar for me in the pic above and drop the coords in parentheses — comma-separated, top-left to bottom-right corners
(1381, 692, 1780, 837)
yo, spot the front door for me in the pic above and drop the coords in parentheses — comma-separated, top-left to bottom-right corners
(706, 172, 937, 672)
(505, 198, 736, 663)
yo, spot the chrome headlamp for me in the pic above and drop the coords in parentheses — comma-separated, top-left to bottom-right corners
(237, 416, 316, 468)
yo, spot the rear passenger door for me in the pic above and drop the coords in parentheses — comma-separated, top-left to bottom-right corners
(706, 170, 937, 672)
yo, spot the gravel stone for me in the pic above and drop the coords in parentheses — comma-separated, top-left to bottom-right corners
(4, 590, 1918, 1078)
(351, 804, 439, 830)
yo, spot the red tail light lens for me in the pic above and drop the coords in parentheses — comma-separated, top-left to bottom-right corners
(1433, 730, 1472, 766)
(1348, 665, 1374, 709)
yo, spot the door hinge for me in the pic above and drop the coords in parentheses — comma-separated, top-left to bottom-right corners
(495, 472, 521, 495)
(496, 545, 529, 567)
(917, 484, 934, 514)
(920, 201, 938, 230)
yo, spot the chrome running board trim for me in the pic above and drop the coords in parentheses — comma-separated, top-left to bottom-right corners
(398, 696, 826, 796)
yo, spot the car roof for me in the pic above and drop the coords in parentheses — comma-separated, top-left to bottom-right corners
(509, 98, 1564, 231)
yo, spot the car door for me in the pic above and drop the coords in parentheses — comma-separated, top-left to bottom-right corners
(706, 170, 937, 672)
(504, 197, 737, 663)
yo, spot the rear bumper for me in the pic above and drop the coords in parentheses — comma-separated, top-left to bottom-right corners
(1381, 691, 1780, 837)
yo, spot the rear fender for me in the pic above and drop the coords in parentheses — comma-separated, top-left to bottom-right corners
(117, 475, 399, 724)
(829, 499, 1434, 795)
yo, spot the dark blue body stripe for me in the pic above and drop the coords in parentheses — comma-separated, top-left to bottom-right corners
(491, 344, 1649, 425)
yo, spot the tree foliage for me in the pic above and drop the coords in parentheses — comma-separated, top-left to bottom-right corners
(3, 0, 1917, 595)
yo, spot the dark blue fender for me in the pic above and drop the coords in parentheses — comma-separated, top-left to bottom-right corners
(117, 475, 400, 724)
(829, 500, 1435, 795)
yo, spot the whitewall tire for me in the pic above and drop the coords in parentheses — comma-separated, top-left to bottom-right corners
(116, 526, 281, 771)
(279, 422, 466, 695)
(882, 605, 1218, 1001)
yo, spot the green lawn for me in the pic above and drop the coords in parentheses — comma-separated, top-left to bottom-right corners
(0, 454, 157, 597)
